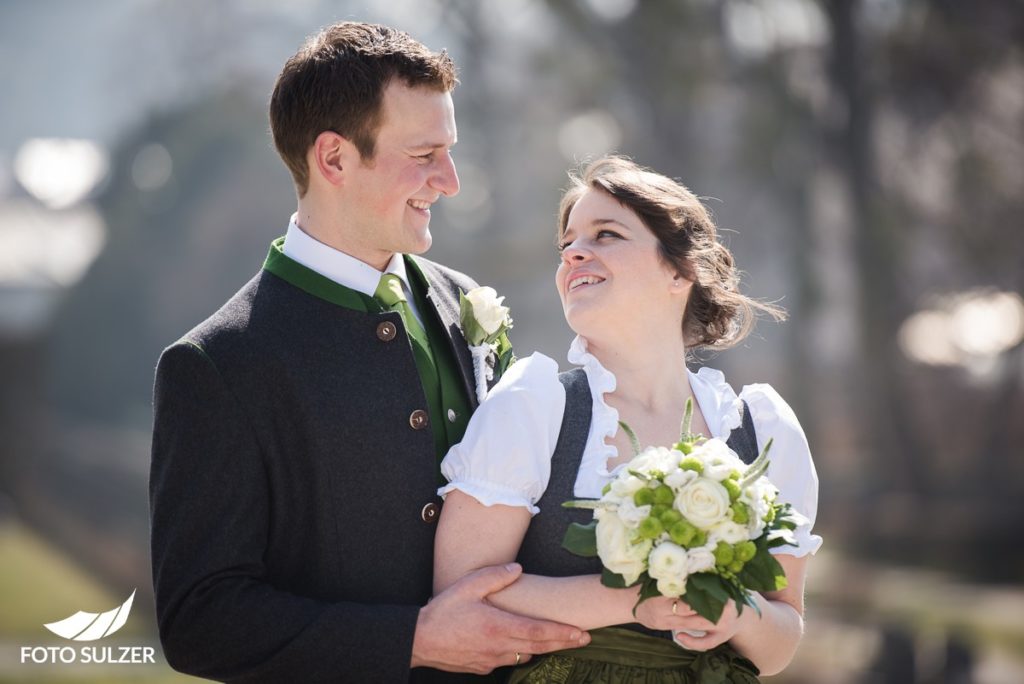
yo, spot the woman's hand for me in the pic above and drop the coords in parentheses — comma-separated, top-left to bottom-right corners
(671, 599, 756, 651)
(634, 596, 757, 651)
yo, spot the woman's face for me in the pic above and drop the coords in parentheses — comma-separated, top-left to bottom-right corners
(555, 188, 688, 339)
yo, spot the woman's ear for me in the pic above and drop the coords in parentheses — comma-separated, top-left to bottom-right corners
(309, 131, 358, 187)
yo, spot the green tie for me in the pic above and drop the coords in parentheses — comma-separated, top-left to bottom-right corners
(374, 273, 432, 355)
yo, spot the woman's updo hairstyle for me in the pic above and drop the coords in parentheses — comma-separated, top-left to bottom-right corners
(558, 156, 785, 351)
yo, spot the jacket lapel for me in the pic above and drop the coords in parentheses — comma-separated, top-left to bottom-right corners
(406, 257, 480, 409)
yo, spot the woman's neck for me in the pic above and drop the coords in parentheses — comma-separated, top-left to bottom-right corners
(585, 331, 691, 414)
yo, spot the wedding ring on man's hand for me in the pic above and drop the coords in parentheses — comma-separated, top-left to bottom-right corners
(671, 600, 678, 615)
(514, 652, 522, 666)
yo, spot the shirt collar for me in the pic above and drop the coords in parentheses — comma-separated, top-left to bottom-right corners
(282, 214, 411, 298)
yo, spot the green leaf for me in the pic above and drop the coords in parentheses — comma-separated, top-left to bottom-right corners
(680, 397, 694, 441)
(632, 577, 661, 618)
(738, 438, 773, 488)
(680, 573, 726, 623)
(561, 499, 603, 510)
(737, 547, 787, 592)
(561, 521, 598, 557)
(458, 291, 487, 346)
(618, 420, 642, 457)
(600, 567, 630, 588)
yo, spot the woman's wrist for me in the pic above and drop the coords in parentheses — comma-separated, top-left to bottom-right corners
(618, 584, 642, 624)
(732, 593, 763, 640)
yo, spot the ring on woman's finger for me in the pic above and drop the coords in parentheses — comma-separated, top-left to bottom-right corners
(515, 652, 522, 666)
(671, 600, 678, 616)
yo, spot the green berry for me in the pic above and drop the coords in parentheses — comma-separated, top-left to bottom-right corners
(736, 541, 756, 562)
(731, 502, 749, 524)
(653, 485, 674, 505)
(669, 520, 697, 547)
(639, 516, 664, 540)
(679, 457, 703, 473)
(728, 560, 745, 574)
(660, 508, 683, 526)
(634, 488, 656, 506)
(713, 541, 734, 567)
(728, 470, 741, 480)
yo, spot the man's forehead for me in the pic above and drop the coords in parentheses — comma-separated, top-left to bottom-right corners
(378, 83, 457, 142)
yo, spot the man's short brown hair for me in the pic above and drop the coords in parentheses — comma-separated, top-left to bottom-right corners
(269, 22, 457, 195)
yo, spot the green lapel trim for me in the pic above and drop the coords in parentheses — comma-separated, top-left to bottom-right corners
(405, 256, 474, 472)
(262, 237, 381, 313)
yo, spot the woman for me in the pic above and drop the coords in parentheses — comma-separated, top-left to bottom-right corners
(434, 156, 821, 682)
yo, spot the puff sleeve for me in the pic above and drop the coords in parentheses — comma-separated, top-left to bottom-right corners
(439, 353, 565, 515)
(741, 384, 823, 557)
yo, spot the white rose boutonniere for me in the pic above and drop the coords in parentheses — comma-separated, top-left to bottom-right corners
(459, 287, 513, 403)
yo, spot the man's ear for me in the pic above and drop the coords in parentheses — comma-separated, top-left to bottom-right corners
(309, 131, 359, 187)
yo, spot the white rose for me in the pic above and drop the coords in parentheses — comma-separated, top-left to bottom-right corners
(610, 474, 646, 499)
(686, 546, 717, 574)
(630, 446, 681, 476)
(656, 576, 687, 598)
(464, 287, 510, 336)
(664, 468, 698, 490)
(647, 542, 689, 582)
(595, 511, 651, 585)
(615, 497, 651, 529)
(676, 477, 732, 529)
(709, 520, 749, 545)
(741, 480, 777, 534)
(694, 439, 745, 481)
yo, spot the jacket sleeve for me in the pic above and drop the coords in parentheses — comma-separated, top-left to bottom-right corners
(150, 341, 420, 683)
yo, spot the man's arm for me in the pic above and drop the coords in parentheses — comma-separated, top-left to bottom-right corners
(151, 342, 420, 682)
(412, 563, 591, 674)
(153, 342, 586, 681)
(434, 491, 639, 632)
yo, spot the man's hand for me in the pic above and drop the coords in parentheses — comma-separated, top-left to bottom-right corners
(411, 563, 590, 674)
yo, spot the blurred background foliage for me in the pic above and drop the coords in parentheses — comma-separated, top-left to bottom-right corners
(1, 0, 1022, 681)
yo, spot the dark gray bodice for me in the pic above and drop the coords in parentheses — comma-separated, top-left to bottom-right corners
(516, 367, 760, 579)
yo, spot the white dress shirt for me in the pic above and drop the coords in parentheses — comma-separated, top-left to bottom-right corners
(281, 214, 425, 325)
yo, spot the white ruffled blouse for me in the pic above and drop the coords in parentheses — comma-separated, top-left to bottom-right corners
(439, 336, 822, 557)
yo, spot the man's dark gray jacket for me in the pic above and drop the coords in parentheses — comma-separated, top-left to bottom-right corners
(150, 257, 488, 683)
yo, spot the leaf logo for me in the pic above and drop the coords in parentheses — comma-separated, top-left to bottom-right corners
(43, 589, 136, 641)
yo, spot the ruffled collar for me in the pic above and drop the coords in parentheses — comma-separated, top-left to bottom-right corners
(568, 336, 746, 495)
(688, 366, 746, 438)
(567, 336, 620, 484)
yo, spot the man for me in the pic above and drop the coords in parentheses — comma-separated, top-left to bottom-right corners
(149, 22, 588, 682)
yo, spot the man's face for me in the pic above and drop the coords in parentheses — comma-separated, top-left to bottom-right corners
(343, 81, 459, 266)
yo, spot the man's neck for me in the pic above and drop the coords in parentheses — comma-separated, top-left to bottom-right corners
(293, 202, 395, 271)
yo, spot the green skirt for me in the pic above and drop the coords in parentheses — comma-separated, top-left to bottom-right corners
(506, 627, 759, 684)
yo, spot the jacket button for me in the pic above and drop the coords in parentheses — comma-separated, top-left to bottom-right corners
(409, 409, 429, 430)
(377, 321, 397, 341)
(447, 408, 458, 423)
(421, 502, 439, 523)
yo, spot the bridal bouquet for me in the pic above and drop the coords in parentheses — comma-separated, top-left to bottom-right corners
(562, 401, 803, 623)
